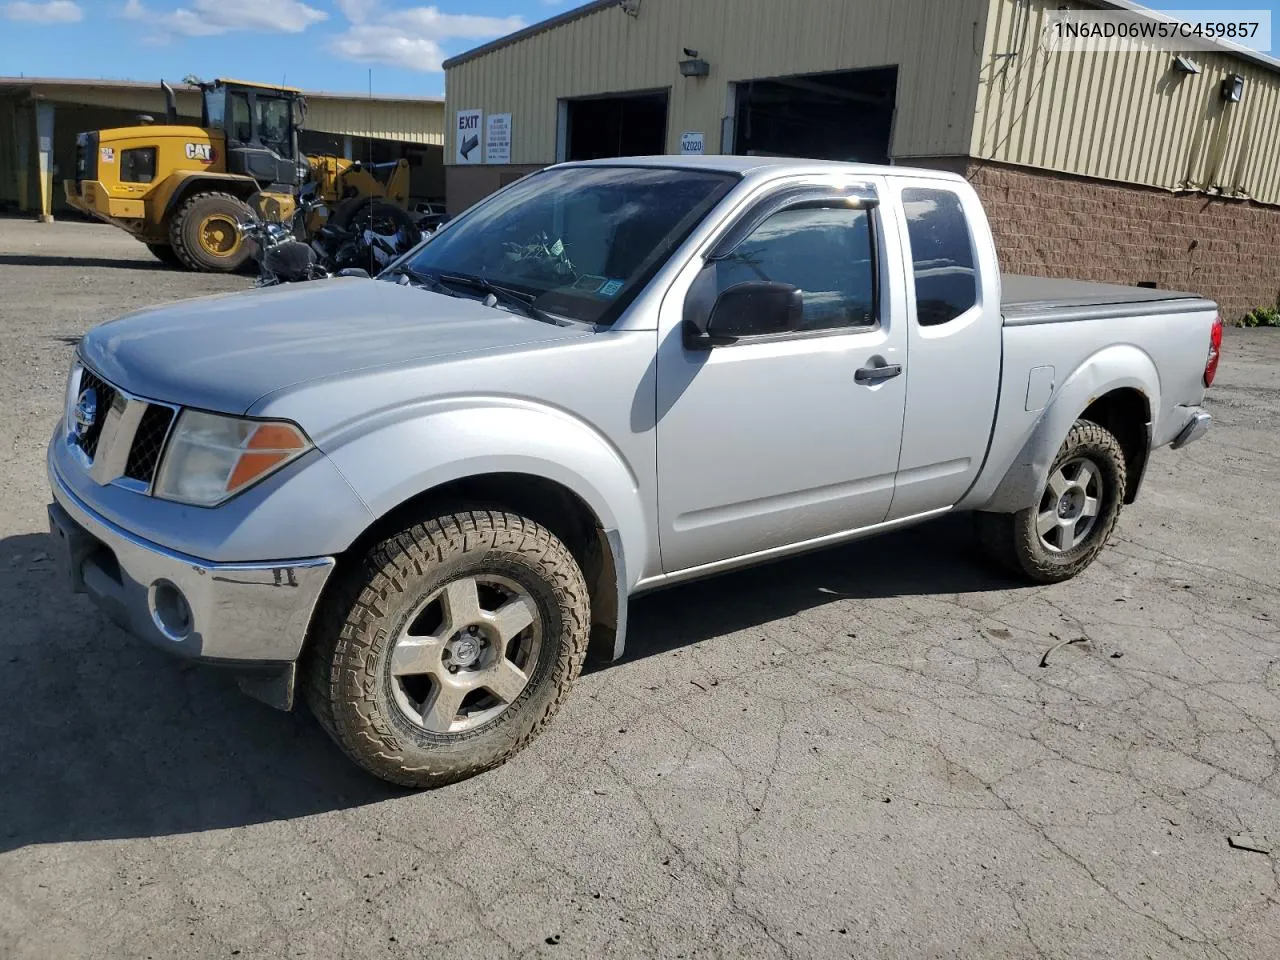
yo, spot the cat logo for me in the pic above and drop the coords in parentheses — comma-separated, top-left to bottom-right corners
(185, 143, 215, 163)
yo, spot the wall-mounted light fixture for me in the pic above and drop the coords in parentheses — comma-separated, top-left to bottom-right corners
(1221, 73, 1245, 102)
(1172, 56, 1201, 74)
(679, 47, 710, 77)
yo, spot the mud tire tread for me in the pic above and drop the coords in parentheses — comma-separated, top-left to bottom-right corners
(303, 510, 590, 788)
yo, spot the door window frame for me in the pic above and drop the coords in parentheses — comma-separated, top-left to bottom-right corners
(684, 182, 885, 347)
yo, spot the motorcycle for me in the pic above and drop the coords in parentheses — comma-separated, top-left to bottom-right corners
(240, 185, 424, 287)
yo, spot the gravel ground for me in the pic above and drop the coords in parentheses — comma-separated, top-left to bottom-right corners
(1, 218, 1279, 960)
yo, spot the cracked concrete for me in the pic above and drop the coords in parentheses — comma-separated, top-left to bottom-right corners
(1, 219, 1278, 959)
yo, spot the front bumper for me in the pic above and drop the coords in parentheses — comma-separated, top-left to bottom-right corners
(49, 464, 335, 708)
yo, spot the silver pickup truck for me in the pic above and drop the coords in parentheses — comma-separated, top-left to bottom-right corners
(47, 157, 1221, 786)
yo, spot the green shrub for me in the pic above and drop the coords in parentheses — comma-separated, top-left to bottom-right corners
(1241, 306, 1280, 328)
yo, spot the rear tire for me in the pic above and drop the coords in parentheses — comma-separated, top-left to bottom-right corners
(304, 510, 590, 788)
(975, 419, 1126, 584)
(169, 191, 253, 273)
(145, 242, 185, 269)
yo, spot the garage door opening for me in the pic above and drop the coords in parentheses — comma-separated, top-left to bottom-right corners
(564, 91, 669, 161)
(733, 67, 897, 163)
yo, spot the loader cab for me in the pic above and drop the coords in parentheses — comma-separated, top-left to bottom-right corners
(201, 79, 304, 189)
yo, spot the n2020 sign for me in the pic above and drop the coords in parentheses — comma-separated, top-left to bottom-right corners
(455, 109, 483, 165)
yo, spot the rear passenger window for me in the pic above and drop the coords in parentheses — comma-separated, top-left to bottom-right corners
(713, 204, 876, 332)
(902, 187, 977, 326)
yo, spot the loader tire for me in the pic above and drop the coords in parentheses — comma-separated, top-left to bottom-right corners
(145, 243, 186, 270)
(332, 198, 422, 245)
(169, 191, 253, 273)
(303, 510, 590, 788)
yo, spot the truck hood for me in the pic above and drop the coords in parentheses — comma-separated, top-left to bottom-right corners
(79, 278, 590, 414)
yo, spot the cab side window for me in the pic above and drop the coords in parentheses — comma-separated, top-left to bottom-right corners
(901, 187, 977, 326)
(713, 204, 876, 332)
(228, 93, 252, 143)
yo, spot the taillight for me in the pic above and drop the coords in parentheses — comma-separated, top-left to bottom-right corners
(1204, 314, 1224, 387)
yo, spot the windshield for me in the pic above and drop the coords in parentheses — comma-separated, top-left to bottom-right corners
(400, 166, 737, 325)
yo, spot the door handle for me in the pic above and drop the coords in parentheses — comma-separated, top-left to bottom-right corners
(855, 363, 903, 385)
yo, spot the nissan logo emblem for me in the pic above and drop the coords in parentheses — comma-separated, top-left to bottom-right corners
(73, 387, 98, 439)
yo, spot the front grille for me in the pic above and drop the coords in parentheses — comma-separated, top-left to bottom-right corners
(124, 404, 175, 485)
(75, 368, 117, 460)
(70, 364, 178, 492)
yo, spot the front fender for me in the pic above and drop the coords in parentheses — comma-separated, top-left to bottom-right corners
(319, 398, 650, 589)
(158, 171, 258, 220)
(976, 344, 1159, 514)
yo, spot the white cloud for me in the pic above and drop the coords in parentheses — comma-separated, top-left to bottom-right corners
(393, 6, 523, 39)
(329, 5, 524, 72)
(335, 0, 378, 23)
(122, 0, 326, 37)
(3, 0, 83, 22)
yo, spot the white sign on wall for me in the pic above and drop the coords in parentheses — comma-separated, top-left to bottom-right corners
(680, 131, 705, 155)
(455, 109, 483, 165)
(486, 113, 512, 165)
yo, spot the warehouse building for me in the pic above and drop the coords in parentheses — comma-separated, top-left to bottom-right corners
(443, 0, 1280, 320)
(0, 77, 446, 222)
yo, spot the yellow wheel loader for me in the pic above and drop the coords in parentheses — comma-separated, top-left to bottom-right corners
(63, 78, 411, 273)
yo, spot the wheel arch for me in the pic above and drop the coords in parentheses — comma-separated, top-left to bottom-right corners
(1078, 387, 1151, 503)
(976, 344, 1159, 513)
(160, 171, 259, 223)
(326, 471, 628, 666)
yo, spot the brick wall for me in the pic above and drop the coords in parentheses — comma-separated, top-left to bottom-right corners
(965, 160, 1280, 323)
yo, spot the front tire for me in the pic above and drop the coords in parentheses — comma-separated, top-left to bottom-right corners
(169, 191, 253, 273)
(975, 420, 1126, 584)
(304, 511, 590, 788)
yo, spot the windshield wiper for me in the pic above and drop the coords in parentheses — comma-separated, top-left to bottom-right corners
(435, 273, 569, 326)
(385, 263, 452, 295)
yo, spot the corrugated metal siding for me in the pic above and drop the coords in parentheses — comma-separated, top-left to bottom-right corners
(974, 0, 1280, 204)
(306, 98, 444, 145)
(445, 0, 989, 164)
(20, 83, 443, 146)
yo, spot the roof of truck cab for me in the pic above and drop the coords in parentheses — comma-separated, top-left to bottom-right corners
(557, 155, 967, 181)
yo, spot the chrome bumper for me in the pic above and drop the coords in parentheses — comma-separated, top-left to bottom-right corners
(1171, 408, 1212, 450)
(48, 467, 335, 707)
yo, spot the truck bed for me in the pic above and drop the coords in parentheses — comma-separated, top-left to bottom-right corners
(1001, 274, 1216, 325)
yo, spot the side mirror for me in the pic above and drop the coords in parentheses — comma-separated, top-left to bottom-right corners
(335, 267, 371, 279)
(687, 280, 803, 348)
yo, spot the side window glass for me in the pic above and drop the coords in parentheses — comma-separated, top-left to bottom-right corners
(229, 94, 252, 143)
(714, 204, 876, 332)
(902, 187, 977, 326)
(255, 97, 291, 154)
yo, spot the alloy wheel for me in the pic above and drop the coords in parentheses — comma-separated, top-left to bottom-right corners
(387, 574, 542, 734)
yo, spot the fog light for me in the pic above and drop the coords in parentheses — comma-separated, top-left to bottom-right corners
(150, 579, 193, 641)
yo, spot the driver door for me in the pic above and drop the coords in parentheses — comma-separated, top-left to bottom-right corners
(655, 178, 909, 573)
(224, 91, 298, 188)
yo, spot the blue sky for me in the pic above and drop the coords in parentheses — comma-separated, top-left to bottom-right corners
(0, 0, 1274, 98)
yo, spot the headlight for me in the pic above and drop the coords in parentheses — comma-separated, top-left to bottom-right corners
(154, 410, 311, 506)
(63, 360, 84, 442)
